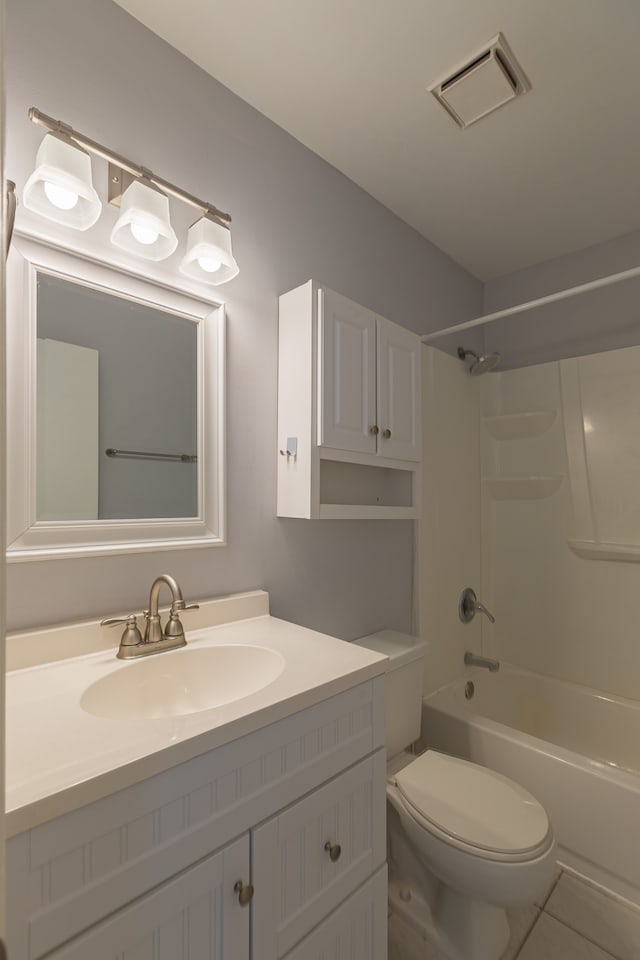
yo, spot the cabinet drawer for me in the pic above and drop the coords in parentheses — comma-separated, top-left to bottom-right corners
(283, 865, 387, 960)
(252, 750, 386, 960)
(46, 834, 250, 960)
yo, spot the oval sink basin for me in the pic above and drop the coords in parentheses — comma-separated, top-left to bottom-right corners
(80, 645, 285, 720)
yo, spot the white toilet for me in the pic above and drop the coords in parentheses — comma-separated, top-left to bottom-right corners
(354, 631, 556, 960)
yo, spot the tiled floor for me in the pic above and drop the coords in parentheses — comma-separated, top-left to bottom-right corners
(389, 869, 640, 960)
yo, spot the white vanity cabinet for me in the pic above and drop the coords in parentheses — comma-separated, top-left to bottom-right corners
(283, 867, 388, 960)
(7, 678, 386, 960)
(253, 752, 386, 959)
(46, 836, 250, 960)
(278, 280, 421, 519)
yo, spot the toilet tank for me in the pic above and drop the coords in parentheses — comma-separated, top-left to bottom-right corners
(353, 630, 427, 758)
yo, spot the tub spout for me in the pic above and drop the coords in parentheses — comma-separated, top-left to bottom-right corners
(464, 651, 500, 672)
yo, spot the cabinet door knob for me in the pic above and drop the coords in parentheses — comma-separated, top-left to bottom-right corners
(324, 840, 342, 862)
(234, 880, 254, 906)
(370, 425, 379, 435)
(382, 428, 391, 439)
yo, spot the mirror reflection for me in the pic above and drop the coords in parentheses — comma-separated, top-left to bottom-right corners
(36, 272, 198, 521)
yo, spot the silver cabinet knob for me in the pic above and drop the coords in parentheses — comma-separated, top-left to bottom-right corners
(370, 425, 379, 435)
(324, 840, 342, 862)
(382, 428, 391, 439)
(234, 880, 254, 906)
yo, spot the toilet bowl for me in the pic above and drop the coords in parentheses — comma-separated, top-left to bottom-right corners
(354, 631, 556, 960)
(387, 749, 556, 960)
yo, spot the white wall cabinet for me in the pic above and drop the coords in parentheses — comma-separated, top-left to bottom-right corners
(375, 311, 422, 462)
(278, 281, 421, 519)
(318, 288, 378, 456)
(319, 288, 420, 463)
(7, 679, 386, 960)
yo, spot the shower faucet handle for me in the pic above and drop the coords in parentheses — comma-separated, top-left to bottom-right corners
(458, 587, 495, 624)
(475, 599, 495, 623)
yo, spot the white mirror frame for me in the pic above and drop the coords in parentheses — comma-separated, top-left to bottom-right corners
(6, 234, 226, 561)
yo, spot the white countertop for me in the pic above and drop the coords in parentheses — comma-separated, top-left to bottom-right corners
(6, 599, 387, 835)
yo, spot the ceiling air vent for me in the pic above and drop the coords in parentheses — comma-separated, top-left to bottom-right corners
(430, 33, 530, 129)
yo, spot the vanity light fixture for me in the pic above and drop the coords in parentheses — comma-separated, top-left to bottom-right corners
(22, 132, 102, 230)
(110, 176, 178, 262)
(22, 108, 239, 282)
(180, 213, 239, 283)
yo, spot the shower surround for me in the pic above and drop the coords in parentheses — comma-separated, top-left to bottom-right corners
(480, 349, 640, 704)
(420, 342, 640, 899)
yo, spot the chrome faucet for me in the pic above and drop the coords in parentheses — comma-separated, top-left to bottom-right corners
(464, 651, 500, 672)
(101, 574, 200, 659)
(145, 574, 187, 644)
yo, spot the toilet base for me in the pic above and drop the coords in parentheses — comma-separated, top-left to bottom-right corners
(434, 883, 510, 960)
(389, 880, 510, 960)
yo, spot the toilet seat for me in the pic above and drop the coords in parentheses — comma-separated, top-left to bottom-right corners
(391, 751, 552, 863)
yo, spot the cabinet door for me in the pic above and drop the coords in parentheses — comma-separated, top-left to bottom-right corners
(252, 751, 386, 960)
(282, 866, 387, 960)
(377, 318, 421, 461)
(318, 288, 377, 454)
(47, 835, 250, 960)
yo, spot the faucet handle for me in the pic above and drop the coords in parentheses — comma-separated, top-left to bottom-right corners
(458, 588, 496, 624)
(169, 599, 200, 613)
(100, 614, 143, 650)
(163, 600, 200, 640)
(101, 613, 138, 628)
(475, 599, 496, 624)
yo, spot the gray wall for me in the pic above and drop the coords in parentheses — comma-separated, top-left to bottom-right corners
(6, 0, 482, 635)
(484, 229, 640, 368)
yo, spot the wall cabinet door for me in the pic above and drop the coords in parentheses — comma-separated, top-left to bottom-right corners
(47, 835, 250, 960)
(251, 751, 386, 960)
(318, 288, 420, 462)
(377, 317, 421, 461)
(318, 287, 378, 455)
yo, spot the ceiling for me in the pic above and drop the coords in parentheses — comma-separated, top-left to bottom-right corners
(114, 0, 640, 281)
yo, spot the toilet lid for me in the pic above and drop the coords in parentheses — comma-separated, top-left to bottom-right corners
(394, 751, 550, 855)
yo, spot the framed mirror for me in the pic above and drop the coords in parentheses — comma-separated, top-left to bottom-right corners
(6, 235, 225, 560)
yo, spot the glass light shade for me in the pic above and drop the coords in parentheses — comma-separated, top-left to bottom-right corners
(110, 178, 178, 261)
(179, 215, 239, 284)
(22, 133, 102, 230)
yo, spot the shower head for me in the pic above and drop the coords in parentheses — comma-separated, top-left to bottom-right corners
(457, 346, 501, 376)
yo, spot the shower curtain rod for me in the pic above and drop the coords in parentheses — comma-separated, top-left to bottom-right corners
(421, 263, 640, 343)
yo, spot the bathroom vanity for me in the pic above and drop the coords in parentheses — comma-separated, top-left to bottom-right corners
(5, 591, 388, 960)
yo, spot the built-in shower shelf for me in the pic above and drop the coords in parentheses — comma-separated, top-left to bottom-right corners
(483, 410, 556, 440)
(568, 539, 640, 562)
(484, 475, 563, 500)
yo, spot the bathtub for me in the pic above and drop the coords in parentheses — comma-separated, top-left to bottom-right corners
(422, 664, 640, 902)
